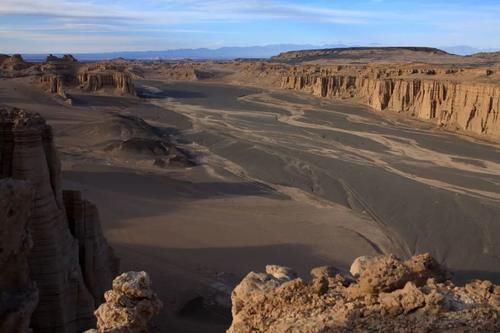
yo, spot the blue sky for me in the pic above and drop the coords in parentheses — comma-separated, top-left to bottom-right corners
(0, 0, 499, 53)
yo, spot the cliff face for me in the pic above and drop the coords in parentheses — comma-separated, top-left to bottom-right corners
(227, 254, 500, 333)
(39, 55, 136, 98)
(280, 66, 500, 138)
(0, 107, 118, 332)
(63, 190, 120, 303)
(77, 71, 135, 95)
(39, 74, 69, 100)
(0, 179, 39, 333)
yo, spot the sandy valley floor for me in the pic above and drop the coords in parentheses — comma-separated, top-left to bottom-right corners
(1, 77, 500, 332)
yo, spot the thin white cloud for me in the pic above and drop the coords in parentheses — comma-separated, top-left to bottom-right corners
(0, 0, 380, 24)
(0, 0, 498, 52)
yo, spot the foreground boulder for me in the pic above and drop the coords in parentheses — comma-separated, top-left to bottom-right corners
(0, 108, 119, 332)
(228, 254, 500, 333)
(85, 271, 163, 333)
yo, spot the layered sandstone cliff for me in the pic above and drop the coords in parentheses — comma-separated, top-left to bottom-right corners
(77, 70, 135, 94)
(149, 59, 499, 138)
(228, 254, 500, 333)
(0, 107, 118, 332)
(39, 55, 136, 98)
(39, 74, 69, 100)
(277, 64, 500, 138)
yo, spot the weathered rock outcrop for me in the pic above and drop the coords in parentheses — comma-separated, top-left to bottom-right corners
(0, 54, 29, 71)
(228, 254, 500, 333)
(86, 271, 163, 333)
(39, 74, 69, 100)
(0, 107, 118, 332)
(0, 179, 39, 333)
(78, 71, 135, 95)
(39, 55, 136, 97)
(45, 54, 78, 63)
(0, 54, 32, 78)
(279, 65, 500, 138)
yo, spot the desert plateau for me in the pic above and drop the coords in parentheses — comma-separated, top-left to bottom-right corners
(1, 1, 500, 332)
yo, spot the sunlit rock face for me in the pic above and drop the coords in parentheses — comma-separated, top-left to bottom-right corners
(227, 254, 500, 333)
(280, 69, 500, 138)
(38, 55, 136, 100)
(85, 271, 163, 333)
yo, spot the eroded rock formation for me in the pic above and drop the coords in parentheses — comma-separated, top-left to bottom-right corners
(280, 66, 500, 137)
(63, 190, 120, 303)
(0, 179, 39, 333)
(39, 55, 136, 98)
(0, 54, 31, 78)
(39, 74, 68, 100)
(0, 54, 30, 71)
(78, 70, 135, 94)
(228, 254, 500, 333)
(85, 271, 163, 333)
(0, 107, 118, 332)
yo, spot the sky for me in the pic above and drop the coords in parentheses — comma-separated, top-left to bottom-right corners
(0, 0, 499, 53)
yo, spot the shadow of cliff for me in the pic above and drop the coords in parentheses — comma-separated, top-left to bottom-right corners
(63, 169, 280, 200)
(136, 87, 207, 99)
(62, 168, 287, 224)
(452, 270, 500, 285)
(69, 93, 140, 107)
(124, 103, 193, 131)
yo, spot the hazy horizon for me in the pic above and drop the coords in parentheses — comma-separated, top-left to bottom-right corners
(1, 0, 499, 54)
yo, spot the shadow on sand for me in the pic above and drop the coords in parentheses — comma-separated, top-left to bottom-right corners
(113, 242, 336, 333)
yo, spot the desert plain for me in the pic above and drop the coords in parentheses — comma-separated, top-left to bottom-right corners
(1, 48, 500, 332)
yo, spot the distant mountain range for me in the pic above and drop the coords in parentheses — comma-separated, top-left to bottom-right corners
(20, 44, 500, 61)
(21, 44, 347, 62)
(440, 45, 500, 56)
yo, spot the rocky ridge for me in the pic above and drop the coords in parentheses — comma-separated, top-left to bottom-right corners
(271, 47, 456, 63)
(227, 254, 500, 333)
(279, 64, 500, 137)
(0, 107, 119, 332)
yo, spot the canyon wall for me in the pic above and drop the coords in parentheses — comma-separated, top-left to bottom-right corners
(0, 179, 39, 333)
(77, 71, 135, 95)
(227, 254, 500, 333)
(39, 74, 69, 100)
(0, 107, 118, 332)
(279, 66, 500, 138)
(39, 55, 136, 98)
